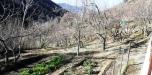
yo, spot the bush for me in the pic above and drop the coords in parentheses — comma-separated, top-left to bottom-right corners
(19, 55, 63, 75)
(83, 59, 94, 75)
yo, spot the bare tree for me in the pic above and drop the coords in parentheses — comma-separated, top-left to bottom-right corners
(0, 0, 36, 65)
(135, 0, 152, 37)
(87, 3, 110, 51)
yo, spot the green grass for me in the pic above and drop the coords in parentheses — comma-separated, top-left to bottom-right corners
(19, 55, 63, 75)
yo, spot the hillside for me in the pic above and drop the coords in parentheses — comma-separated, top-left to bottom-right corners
(107, 0, 149, 20)
(0, 0, 67, 23)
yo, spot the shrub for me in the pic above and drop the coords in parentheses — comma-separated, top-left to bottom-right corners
(83, 59, 94, 75)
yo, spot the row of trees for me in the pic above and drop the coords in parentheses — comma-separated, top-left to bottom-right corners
(73, 0, 152, 52)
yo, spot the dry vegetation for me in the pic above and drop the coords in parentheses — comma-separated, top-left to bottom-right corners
(0, 0, 152, 75)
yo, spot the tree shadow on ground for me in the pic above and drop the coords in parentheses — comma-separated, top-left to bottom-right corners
(0, 54, 53, 75)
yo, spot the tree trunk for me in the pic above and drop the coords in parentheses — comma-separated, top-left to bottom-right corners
(80, 41, 84, 48)
(96, 33, 106, 51)
(77, 29, 81, 56)
(5, 52, 8, 65)
(103, 38, 106, 51)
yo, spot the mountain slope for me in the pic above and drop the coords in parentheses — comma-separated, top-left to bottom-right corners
(58, 3, 82, 13)
(0, 0, 67, 23)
